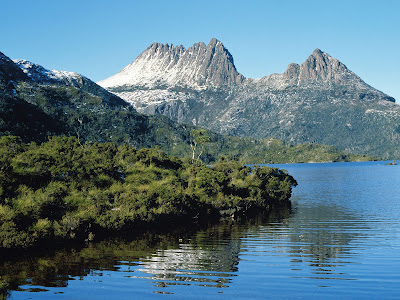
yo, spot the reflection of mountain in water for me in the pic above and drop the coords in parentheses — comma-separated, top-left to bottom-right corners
(249, 202, 371, 281)
(130, 224, 242, 289)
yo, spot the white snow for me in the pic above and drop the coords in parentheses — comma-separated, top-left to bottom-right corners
(13, 59, 82, 85)
(97, 41, 235, 90)
(114, 89, 191, 111)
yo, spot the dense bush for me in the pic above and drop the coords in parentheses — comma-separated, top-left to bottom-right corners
(0, 136, 297, 249)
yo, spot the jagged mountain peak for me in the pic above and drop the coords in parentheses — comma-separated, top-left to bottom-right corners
(142, 42, 186, 57)
(283, 63, 300, 79)
(191, 41, 207, 50)
(208, 37, 219, 46)
(307, 48, 337, 66)
(99, 40, 371, 92)
(94, 42, 399, 160)
(100, 40, 392, 106)
(187, 37, 223, 50)
(299, 48, 350, 82)
(312, 48, 323, 55)
(98, 38, 244, 89)
(206, 38, 236, 68)
(256, 48, 367, 89)
(308, 48, 336, 61)
(206, 38, 226, 50)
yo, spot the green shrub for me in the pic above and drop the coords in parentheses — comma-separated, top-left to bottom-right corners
(0, 136, 297, 249)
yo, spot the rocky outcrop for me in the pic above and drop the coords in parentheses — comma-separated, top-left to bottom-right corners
(299, 48, 349, 83)
(98, 38, 244, 89)
(255, 48, 380, 92)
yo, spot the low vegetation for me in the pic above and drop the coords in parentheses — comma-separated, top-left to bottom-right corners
(0, 82, 376, 164)
(0, 136, 297, 250)
(202, 135, 375, 164)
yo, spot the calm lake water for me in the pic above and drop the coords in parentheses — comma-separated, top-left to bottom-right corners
(1, 161, 400, 299)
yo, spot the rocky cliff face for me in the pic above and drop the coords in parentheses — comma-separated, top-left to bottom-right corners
(98, 38, 244, 89)
(299, 48, 353, 84)
(99, 40, 400, 159)
(251, 48, 385, 92)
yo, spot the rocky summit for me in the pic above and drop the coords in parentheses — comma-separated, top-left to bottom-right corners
(98, 38, 244, 89)
(99, 39, 400, 159)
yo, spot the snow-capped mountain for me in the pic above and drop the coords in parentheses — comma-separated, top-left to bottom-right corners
(99, 40, 380, 92)
(99, 39, 400, 159)
(13, 59, 87, 86)
(98, 38, 244, 89)
(99, 39, 391, 106)
(13, 59, 127, 107)
(252, 48, 374, 90)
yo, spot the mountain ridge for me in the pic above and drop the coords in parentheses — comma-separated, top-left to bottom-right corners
(99, 39, 400, 159)
(253, 48, 368, 89)
(13, 58, 128, 107)
(98, 38, 244, 89)
(98, 41, 391, 99)
(0, 49, 375, 163)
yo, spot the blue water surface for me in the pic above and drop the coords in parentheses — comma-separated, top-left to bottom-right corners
(4, 161, 400, 299)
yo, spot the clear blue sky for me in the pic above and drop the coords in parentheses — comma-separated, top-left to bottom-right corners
(1, 0, 399, 102)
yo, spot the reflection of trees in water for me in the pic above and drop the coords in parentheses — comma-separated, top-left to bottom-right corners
(0, 210, 290, 297)
(0, 198, 378, 296)
(0, 279, 10, 300)
(0, 231, 180, 298)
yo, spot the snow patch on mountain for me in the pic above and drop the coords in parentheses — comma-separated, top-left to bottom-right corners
(115, 89, 191, 110)
(98, 38, 244, 90)
(13, 59, 85, 86)
(12, 59, 129, 107)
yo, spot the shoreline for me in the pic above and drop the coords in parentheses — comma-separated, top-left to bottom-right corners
(0, 136, 297, 252)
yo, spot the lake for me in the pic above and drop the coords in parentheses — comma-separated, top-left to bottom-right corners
(1, 161, 400, 299)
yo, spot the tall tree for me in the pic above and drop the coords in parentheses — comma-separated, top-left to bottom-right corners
(190, 129, 210, 161)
